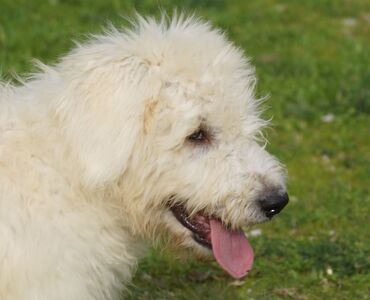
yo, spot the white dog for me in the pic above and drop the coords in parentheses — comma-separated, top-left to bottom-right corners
(0, 15, 288, 300)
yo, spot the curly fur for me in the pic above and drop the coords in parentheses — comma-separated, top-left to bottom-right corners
(0, 15, 286, 300)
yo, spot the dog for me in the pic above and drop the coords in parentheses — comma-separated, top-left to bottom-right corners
(0, 14, 288, 299)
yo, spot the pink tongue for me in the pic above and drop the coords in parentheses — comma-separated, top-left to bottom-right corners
(210, 219, 254, 278)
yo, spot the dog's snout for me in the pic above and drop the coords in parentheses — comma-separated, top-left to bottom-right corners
(259, 192, 289, 218)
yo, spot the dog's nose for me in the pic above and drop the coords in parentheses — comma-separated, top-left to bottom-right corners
(259, 192, 289, 218)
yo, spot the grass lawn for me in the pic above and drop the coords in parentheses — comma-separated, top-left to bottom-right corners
(1, 0, 369, 299)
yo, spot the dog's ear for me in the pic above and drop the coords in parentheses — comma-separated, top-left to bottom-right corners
(55, 52, 161, 185)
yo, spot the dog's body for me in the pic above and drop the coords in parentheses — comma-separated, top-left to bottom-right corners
(0, 16, 288, 299)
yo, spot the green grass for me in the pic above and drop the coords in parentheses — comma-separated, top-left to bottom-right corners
(1, 0, 369, 299)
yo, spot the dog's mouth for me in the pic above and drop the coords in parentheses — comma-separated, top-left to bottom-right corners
(170, 203, 254, 279)
(170, 203, 212, 248)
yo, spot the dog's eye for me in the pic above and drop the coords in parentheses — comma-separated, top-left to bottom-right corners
(187, 129, 207, 143)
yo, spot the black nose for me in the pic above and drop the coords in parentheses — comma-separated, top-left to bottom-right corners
(259, 192, 289, 218)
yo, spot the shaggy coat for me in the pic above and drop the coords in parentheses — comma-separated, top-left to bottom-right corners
(0, 15, 287, 300)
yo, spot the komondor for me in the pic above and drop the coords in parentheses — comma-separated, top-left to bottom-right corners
(0, 14, 288, 300)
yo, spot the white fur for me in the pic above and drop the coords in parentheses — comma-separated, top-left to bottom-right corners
(0, 15, 286, 299)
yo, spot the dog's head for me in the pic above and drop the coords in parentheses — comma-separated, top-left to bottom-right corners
(55, 15, 288, 278)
